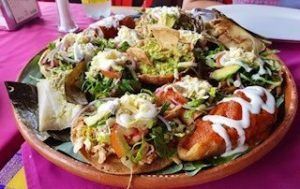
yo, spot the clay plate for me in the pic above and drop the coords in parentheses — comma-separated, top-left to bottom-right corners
(12, 52, 298, 188)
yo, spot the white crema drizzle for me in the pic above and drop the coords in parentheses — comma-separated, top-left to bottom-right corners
(202, 86, 275, 157)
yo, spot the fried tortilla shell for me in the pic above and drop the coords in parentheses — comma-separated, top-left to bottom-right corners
(127, 47, 152, 66)
(78, 148, 172, 175)
(138, 74, 174, 85)
(207, 10, 270, 54)
(151, 26, 180, 49)
(127, 46, 175, 85)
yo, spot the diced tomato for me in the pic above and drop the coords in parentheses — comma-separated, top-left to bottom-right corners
(124, 128, 147, 144)
(100, 70, 121, 79)
(100, 26, 118, 39)
(119, 16, 135, 29)
(99, 16, 135, 39)
(156, 88, 188, 106)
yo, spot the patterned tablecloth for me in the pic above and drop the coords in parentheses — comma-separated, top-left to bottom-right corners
(0, 150, 27, 189)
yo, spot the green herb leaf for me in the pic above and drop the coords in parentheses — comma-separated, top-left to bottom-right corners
(207, 46, 225, 56)
(92, 38, 115, 51)
(150, 127, 176, 158)
(107, 39, 116, 49)
(209, 87, 217, 97)
(140, 89, 154, 96)
(82, 76, 115, 99)
(156, 163, 183, 175)
(156, 161, 210, 176)
(160, 102, 170, 114)
(21, 55, 43, 85)
(182, 162, 196, 171)
(185, 163, 210, 176)
(119, 79, 139, 93)
(118, 41, 130, 52)
(90, 113, 112, 127)
(130, 141, 147, 164)
(208, 152, 244, 166)
(260, 49, 279, 57)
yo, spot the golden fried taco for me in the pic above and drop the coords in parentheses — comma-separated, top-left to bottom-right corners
(178, 86, 277, 161)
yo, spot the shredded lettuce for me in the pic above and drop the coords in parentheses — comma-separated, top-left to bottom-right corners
(89, 113, 112, 127)
(83, 66, 140, 99)
(240, 73, 282, 89)
(82, 76, 115, 99)
(92, 38, 115, 51)
(185, 99, 204, 108)
(118, 79, 138, 93)
(130, 140, 147, 164)
(97, 133, 110, 144)
(140, 89, 154, 96)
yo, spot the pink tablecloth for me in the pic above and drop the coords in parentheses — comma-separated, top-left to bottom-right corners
(0, 2, 91, 169)
(1, 2, 300, 188)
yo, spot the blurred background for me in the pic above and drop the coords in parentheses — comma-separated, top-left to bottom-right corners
(39, 0, 183, 6)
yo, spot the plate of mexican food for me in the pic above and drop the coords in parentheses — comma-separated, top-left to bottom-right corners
(5, 7, 297, 189)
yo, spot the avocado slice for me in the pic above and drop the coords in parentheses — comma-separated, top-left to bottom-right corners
(210, 65, 241, 81)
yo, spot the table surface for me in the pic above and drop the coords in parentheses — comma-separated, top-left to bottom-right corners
(0, 2, 300, 188)
(0, 3, 137, 169)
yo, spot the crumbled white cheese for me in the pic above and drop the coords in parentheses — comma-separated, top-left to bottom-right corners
(164, 75, 213, 100)
(86, 49, 128, 78)
(218, 47, 256, 72)
(114, 26, 140, 46)
(116, 94, 157, 128)
(73, 42, 97, 62)
(55, 31, 99, 62)
(89, 14, 125, 28)
(145, 6, 180, 26)
(84, 99, 120, 126)
(179, 30, 203, 44)
(146, 6, 180, 21)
